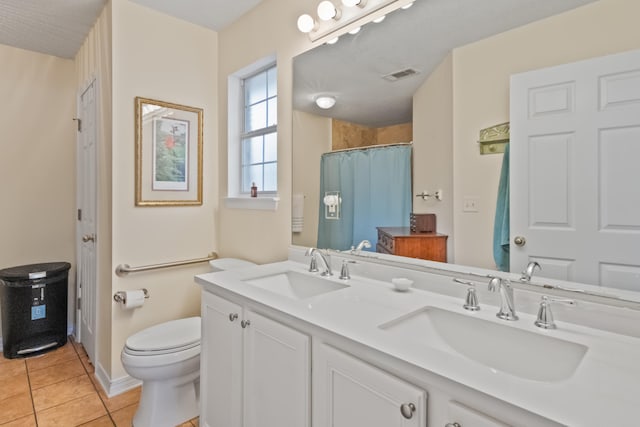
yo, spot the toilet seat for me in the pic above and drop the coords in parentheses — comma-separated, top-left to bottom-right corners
(125, 316, 200, 356)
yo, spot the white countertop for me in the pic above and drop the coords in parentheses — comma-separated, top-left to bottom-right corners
(195, 259, 640, 426)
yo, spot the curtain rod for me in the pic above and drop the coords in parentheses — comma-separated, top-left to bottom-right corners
(326, 141, 412, 154)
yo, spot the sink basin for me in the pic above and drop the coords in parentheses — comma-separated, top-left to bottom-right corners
(244, 271, 348, 300)
(379, 306, 587, 382)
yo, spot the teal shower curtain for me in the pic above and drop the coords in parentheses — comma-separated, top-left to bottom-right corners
(317, 144, 412, 251)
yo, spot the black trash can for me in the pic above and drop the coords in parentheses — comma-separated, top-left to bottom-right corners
(0, 262, 71, 358)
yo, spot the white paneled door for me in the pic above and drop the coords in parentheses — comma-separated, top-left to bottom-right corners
(77, 80, 98, 362)
(510, 49, 640, 290)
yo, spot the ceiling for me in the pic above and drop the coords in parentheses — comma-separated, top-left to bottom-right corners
(293, 0, 599, 127)
(0, 0, 264, 59)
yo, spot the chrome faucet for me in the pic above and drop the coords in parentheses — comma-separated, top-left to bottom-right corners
(488, 277, 518, 321)
(351, 239, 372, 254)
(305, 248, 333, 276)
(520, 261, 541, 282)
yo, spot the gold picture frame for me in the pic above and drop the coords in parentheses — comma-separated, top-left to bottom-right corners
(135, 97, 203, 206)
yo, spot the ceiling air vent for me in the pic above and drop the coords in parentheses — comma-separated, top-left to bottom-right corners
(382, 68, 420, 82)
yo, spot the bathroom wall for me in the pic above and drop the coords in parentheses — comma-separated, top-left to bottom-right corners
(450, 0, 640, 269)
(291, 110, 332, 248)
(412, 53, 454, 262)
(216, 0, 319, 264)
(107, 0, 219, 380)
(0, 43, 76, 347)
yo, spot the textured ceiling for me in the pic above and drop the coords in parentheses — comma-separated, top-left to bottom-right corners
(0, 0, 264, 59)
(293, 0, 600, 127)
(0, 0, 107, 58)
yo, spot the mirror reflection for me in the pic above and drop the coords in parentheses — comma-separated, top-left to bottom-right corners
(292, 0, 640, 298)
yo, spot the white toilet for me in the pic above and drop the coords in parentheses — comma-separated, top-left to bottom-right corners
(120, 258, 256, 427)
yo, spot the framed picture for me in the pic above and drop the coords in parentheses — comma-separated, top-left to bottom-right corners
(135, 97, 203, 206)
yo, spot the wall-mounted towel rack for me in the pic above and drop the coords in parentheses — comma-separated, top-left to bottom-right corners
(115, 252, 218, 277)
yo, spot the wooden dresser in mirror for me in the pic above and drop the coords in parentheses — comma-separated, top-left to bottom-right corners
(376, 227, 448, 262)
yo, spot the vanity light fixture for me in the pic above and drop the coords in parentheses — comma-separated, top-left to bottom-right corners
(317, 1, 341, 21)
(315, 95, 337, 109)
(342, 0, 367, 7)
(297, 0, 415, 43)
(297, 14, 318, 33)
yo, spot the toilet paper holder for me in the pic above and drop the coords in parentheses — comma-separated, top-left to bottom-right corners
(113, 288, 150, 304)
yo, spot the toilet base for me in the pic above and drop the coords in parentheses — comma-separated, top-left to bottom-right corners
(133, 374, 199, 427)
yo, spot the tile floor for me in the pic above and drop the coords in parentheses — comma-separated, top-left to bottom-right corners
(0, 337, 199, 427)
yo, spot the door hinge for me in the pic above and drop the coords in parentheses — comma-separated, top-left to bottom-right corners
(77, 298, 81, 310)
(77, 209, 82, 221)
(73, 118, 82, 132)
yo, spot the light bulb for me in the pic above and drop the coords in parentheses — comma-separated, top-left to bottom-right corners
(401, 1, 414, 9)
(326, 37, 339, 45)
(373, 15, 386, 23)
(317, 1, 339, 20)
(315, 96, 336, 109)
(341, 0, 363, 7)
(348, 26, 361, 35)
(297, 14, 316, 33)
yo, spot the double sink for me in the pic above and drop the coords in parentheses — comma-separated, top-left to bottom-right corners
(242, 267, 588, 383)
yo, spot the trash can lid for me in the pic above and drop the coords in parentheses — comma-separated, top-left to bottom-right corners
(0, 262, 71, 281)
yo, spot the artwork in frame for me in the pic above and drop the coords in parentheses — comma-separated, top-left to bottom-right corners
(135, 97, 203, 206)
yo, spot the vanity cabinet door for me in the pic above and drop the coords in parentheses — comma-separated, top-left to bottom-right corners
(243, 310, 310, 427)
(313, 343, 427, 427)
(201, 291, 243, 427)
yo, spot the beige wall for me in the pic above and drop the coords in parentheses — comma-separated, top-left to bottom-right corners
(452, 0, 640, 269)
(107, 0, 218, 379)
(412, 53, 454, 261)
(216, 0, 318, 264)
(0, 44, 76, 344)
(292, 110, 332, 248)
(75, 2, 113, 376)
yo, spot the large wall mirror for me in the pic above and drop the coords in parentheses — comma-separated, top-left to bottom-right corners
(292, 0, 640, 302)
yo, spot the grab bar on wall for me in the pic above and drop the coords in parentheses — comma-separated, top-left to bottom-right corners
(115, 252, 218, 277)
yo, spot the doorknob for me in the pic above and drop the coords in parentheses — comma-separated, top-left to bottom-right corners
(514, 236, 526, 247)
(82, 234, 95, 242)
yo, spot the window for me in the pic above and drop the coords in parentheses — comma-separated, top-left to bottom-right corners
(241, 64, 277, 193)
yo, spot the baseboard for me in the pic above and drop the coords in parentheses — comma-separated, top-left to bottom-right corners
(95, 361, 142, 398)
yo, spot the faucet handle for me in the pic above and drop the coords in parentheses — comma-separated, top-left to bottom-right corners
(453, 278, 480, 311)
(339, 260, 355, 280)
(534, 296, 575, 329)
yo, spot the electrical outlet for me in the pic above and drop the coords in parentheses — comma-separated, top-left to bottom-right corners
(463, 197, 479, 212)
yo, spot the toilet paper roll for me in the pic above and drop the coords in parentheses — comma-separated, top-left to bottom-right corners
(124, 290, 146, 309)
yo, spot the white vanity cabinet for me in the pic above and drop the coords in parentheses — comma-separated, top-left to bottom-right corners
(313, 342, 427, 427)
(200, 291, 310, 427)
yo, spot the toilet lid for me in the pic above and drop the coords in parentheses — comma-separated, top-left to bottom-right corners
(125, 316, 200, 353)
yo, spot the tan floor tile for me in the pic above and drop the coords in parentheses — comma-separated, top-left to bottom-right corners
(78, 415, 115, 427)
(32, 374, 97, 412)
(110, 403, 137, 427)
(0, 391, 33, 425)
(0, 358, 26, 381)
(28, 357, 85, 390)
(99, 386, 141, 413)
(0, 372, 29, 401)
(35, 392, 107, 427)
(0, 414, 37, 427)
(26, 343, 78, 372)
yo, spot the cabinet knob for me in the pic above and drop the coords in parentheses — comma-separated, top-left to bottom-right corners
(400, 402, 416, 419)
(229, 313, 238, 322)
(241, 319, 251, 328)
(445, 423, 461, 427)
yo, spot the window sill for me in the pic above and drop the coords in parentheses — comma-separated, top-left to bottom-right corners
(224, 196, 280, 211)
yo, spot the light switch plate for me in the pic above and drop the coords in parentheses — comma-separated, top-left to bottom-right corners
(463, 197, 479, 212)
